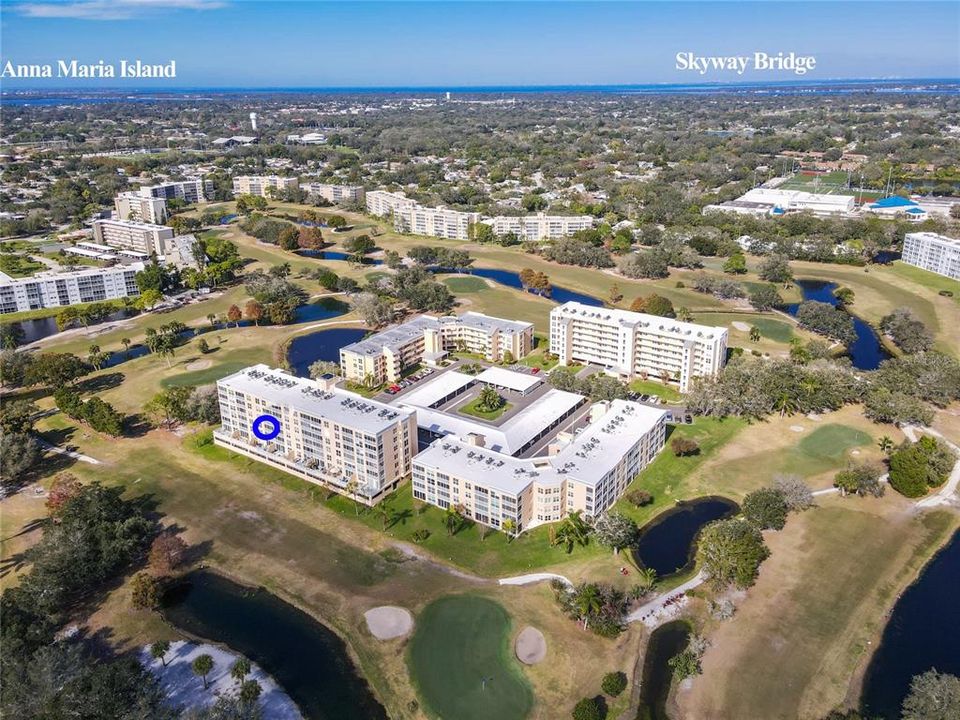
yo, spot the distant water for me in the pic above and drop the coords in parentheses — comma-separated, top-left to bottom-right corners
(4, 79, 958, 105)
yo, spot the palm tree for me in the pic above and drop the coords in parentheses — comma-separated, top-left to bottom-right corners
(749, 326, 761, 342)
(636, 567, 657, 594)
(192, 654, 215, 690)
(120, 337, 131, 357)
(676, 307, 693, 322)
(231, 657, 251, 684)
(150, 640, 170, 667)
(444, 505, 463, 536)
(344, 477, 361, 516)
(206, 313, 217, 329)
(774, 392, 798, 418)
(575, 584, 602, 630)
(375, 503, 391, 532)
(878, 436, 894, 454)
(501, 518, 516, 542)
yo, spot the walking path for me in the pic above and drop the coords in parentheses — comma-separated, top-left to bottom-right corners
(36, 438, 101, 465)
(625, 571, 706, 628)
(498, 572, 573, 588)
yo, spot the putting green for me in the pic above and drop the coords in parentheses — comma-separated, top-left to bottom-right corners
(797, 424, 871, 461)
(408, 595, 533, 720)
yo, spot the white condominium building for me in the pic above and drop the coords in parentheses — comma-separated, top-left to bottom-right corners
(0, 263, 143, 314)
(115, 191, 168, 224)
(485, 213, 595, 241)
(139, 179, 210, 204)
(92, 219, 175, 255)
(902, 232, 960, 280)
(340, 312, 534, 386)
(550, 302, 728, 393)
(301, 183, 365, 205)
(412, 395, 667, 532)
(232, 175, 299, 198)
(402, 205, 481, 240)
(214, 365, 417, 504)
(366, 189, 418, 218)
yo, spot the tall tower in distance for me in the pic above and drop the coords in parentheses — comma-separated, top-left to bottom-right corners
(249, 112, 258, 131)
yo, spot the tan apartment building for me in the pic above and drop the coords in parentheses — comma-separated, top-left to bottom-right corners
(301, 183, 365, 205)
(339, 312, 534, 386)
(232, 175, 300, 198)
(403, 205, 480, 240)
(115, 191, 168, 224)
(139, 179, 210, 204)
(365, 189, 417, 218)
(484, 213, 595, 241)
(550, 301, 728, 393)
(214, 365, 417, 504)
(92, 219, 175, 255)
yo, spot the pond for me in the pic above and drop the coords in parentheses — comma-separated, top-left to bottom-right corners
(465, 267, 603, 306)
(860, 530, 960, 719)
(636, 620, 692, 720)
(786, 279, 890, 371)
(296, 250, 383, 265)
(631, 497, 740, 578)
(292, 297, 351, 323)
(8, 308, 132, 345)
(163, 570, 387, 720)
(287, 326, 368, 376)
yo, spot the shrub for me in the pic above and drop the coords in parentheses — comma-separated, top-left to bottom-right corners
(601, 671, 627, 697)
(625, 489, 654, 507)
(572, 697, 603, 720)
(697, 518, 770, 589)
(670, 436, 699, 456)
(668, 649, 702, 679)
(412, 529, 430, 543)
(889, 437, 956, 498)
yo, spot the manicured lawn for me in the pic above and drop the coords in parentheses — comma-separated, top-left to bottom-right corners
(408, 595, 533, 720)
(796, 423, 871, 461)
(459, 397, 512, 420)
(160, 360, 255, 388)
(628, 378, 682, 402)
(885, 261, 960, 301)
(0, 253, 44, 277)
(443, 275, 490, 293)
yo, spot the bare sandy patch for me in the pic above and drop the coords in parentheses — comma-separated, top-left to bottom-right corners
(790, 425, 806, 433)
(184, 359, 213, 372)
(731, 321, 752, 332)
(515, 626, 547, 665)
(364, 606, 413, 640)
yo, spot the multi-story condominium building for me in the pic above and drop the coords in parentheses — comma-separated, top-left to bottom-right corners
(901, 232, 960, 280)
(412, 395, 667, 532)
(402, 205, 480, 240)
(301, 183, 365, 205)
(115, 191, 168, 224)
(139, 178, 210, 204)
(340, 312, 534, 386)
(214, 365, 417, 504)
(365, 189, 418, 218)
(484, 213, 595, 241)
(0, 263, 143, 314)
(550, 302, 728, 393)
(92, 219, 175, 255)
(232, 175, 299, 198)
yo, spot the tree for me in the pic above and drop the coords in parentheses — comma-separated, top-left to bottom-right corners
(889, 437, 956, 498)
(193, 654, 215, 690)
(668, 648, 702, 679)
(130, 572, 162, 610)
(25, 352, 89, 388)
(231, 657, 252, 684)
(151, 640, 171, 667)
(501, 518, 516, 540)
(592, 512, 638, 553)
(572, 696, 603, 720)
(0, 398, 37, 434)
(0, 322, 25, 349)
(607, 283, 623, 306)
(773, 475, 814, 511)
(149, 532, 188, 574)
(444, 504, 465, 536)
(227, 304, 243, 326)
(243, 299, 264, 326)
(631, 293, 675, 318)
(697, 518, 770, 589)
(723, 252, 748, 274)
(308, 360, 341, 379)
(833, 286, 855, 307)
(239, 679, 263, 706)
(1, 433, 41, 484)
(46, 472, 83, 516)
(834, 461, 885, 498)
(796, 301, 856, 345)
(344, 477, 362, 515)
(476, 385, 506, 413)
(880, 307, 934, 354)
(619, 250, 668, 279)
(601, 671, 627, 697)
(901, 669, 960, 720)
(670, 436, 699, 456)
(742, 487, 789, 530)
(552, 511, 591, 553)
(758, 254, 793, 283)
(136, 287, 163, 310)
(748, 284, 783, 311)
(878, 436, 894, 454)
(354, 293, 394, 328)
(749, 326, 761, 342)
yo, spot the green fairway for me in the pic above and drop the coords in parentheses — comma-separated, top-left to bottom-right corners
(443, 275, 490, 293)
(408, 595, 533, 720)
(160, 361, 254, 387)
(796, 423, 871, 462)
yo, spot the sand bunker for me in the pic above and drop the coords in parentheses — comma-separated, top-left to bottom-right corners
(790, 425, 806, 433)
(515, 626, 546, 665)
(732, 321, 752, 332)
(364, 606, 413, 640)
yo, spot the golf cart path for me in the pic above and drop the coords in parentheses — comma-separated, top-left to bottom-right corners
(36, 438, 101, 465)
(626, 571, 707, 627)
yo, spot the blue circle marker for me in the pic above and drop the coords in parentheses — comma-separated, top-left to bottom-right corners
(252, 414, 281, 441)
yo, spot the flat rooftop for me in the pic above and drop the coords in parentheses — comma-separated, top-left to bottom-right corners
(414, 399, 667, 496)
(218, 364, 413, 435)
(552, 302, 727, 342)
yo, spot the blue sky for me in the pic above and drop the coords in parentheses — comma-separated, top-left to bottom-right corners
(1, 1, 958, 87)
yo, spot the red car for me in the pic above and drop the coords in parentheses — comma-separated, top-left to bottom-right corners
(531, 367, 540, 374)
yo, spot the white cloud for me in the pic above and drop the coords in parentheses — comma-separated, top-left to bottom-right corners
(13, 0, 227, 21)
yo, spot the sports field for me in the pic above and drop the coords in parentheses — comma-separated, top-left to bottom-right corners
(408, 595, 534, 720)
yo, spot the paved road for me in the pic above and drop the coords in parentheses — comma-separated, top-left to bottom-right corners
(626, 571, 707, 627)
